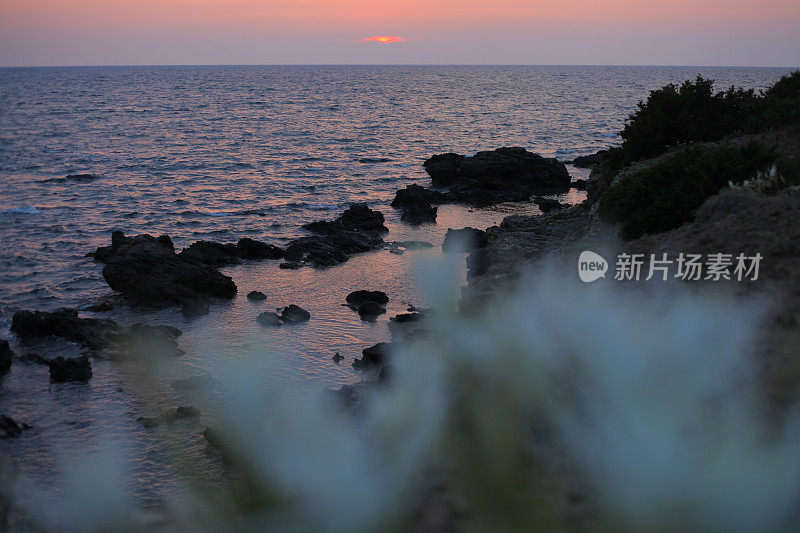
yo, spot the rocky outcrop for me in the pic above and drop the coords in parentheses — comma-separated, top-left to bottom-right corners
(48, 356, 92, 383)
(257, 305, 311, 326)
(179, 238, 283, 266)
(281, 305, 311, 324)
(10, 308, 185, 359)
(423, 147, 571, 206)
(1, 340, 12, 376)
(534, 196, 566, 213)
(247, 290, 267, 301)
(442, 227, 488, 252)
(93, 232, 237, 308)
(346, 290, 389, 320)
(10, 308, 121, 351)
(283, 204, 388, 268)
(571, 149, 608, 168)
(391, 184, 438, 225)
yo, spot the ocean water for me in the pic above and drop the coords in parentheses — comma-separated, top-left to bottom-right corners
(0, 65, 792, 514)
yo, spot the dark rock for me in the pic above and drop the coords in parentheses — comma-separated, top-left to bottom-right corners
(203, 426, 226, 450)
(346, 290, 389, 307)
(423, 153, 465, 187)
(352, 342, 393, 368)
(391, 184, 438, 225)
(95, 232, 237, 308)
(182, 297, 210, 319)
(391, 312, 425, 323)
(179, 241, 241, 266)
(256, 312, 283, 327)
(279, 261, 303, 269)
(247, 290, 268, 301)
(10, 308, 121, 350)
(48, 355, 92, 383)
(281, 305, 311, 324)
(286, 205, 387, 268)
(303, 203, 388, 234)
(138, 406, 200, 428)
(19, 352, 48, 365)
(1, 340, 12, 375)
(424, 147, 570, 206)
(357, 301, 386, 320)
(572, 179, 587, 190)
(236, 238, 284, 260)
(533, 196, 565, 213)
(332, 352, 344, 363)
(346, 290, 389, 320)
(118, 323, 184, 358)
(178, 238, 284, 265)
(571, 149, 607, 168)
(0, 415, 22, 439)
(442, 227, 488, 252)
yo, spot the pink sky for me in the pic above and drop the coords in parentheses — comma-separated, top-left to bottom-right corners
(0, 0, 798, 66)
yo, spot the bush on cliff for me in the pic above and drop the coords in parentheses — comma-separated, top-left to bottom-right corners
(614, 76, 759, 165)
(603, 71, 800, 173)
(599, 142, 776, 239)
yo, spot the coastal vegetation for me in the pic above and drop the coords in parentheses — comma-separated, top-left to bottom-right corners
(602, 71, 800, 173)
(600, 142, 777, 239)
(597, 70, 800, 240)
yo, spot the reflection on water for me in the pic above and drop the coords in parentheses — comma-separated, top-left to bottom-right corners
(0, 65, 790, 510)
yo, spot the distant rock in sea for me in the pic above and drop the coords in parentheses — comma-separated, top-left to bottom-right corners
(423, 147, 571, 206)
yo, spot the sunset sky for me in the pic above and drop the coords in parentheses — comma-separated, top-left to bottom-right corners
(0, 0, 798, 66)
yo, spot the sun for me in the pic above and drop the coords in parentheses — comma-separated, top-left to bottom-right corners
(360, 36, 409, 44)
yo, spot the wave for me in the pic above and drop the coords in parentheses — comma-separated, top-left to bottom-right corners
(1, 205, 39, 215)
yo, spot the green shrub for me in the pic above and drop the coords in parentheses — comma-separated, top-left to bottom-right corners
(617, 76, 759, 165)
(599, 142, 776, 239)
(763, 70, 800, 99)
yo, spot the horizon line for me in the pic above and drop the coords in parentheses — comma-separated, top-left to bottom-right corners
(1, 63, 797, 69)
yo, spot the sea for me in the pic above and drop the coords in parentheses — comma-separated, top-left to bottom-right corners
(0, 65, 792, 514)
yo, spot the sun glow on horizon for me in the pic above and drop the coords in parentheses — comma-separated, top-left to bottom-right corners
(360, 36, 409, 44)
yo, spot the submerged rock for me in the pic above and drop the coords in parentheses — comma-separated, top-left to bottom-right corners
(48, 355, 92, 383)
(391, 184, 438, 225)
(1, 340, 12, 375)
(256, 311, 283, 327)
(94, 232, 237, 308)
(424, 147, 570, 206)
(181, 297, 210, 319)
(281, 305, 311, 324)
(247, 290, 268, 301)
(0, 415, 23, 439)
(332, 352, 344, 363)
(442, 227, 488, 252)
(352, 342, 394, 369)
